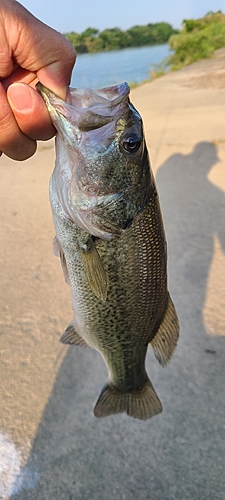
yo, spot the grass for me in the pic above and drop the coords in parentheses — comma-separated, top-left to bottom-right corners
(168, 11, 225, 69)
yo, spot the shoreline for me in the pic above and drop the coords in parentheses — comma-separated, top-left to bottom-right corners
(131, 46, 225, 90)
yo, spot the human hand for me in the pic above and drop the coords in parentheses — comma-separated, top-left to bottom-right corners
(0, 0, 76, 160)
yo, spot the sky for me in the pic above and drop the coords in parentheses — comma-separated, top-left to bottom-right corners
(19, 0, 225, 33)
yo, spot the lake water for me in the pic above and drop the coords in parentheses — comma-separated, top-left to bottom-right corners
(71, 44, 172, 89)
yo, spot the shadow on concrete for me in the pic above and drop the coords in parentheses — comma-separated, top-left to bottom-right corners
(156, 141, 225, 332)
(11, 142, 225, 500)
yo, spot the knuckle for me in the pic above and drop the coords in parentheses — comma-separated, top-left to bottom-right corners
(0, 131, 37, 161)
(0, 101, 14, 132)
(12, 141, 37, 161)
(8, 140, 36, 161)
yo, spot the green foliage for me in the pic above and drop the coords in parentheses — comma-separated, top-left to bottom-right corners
(64, 31, 88, 53)
(81, 27, 99, 38)
(64, 22, 178, 54)
(169, 11, 225, 68)
(98, 28, 130, 50)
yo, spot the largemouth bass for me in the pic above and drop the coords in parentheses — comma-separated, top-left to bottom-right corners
(37, 81, 179, 420)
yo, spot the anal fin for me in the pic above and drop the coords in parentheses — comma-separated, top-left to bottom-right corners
(59, 323, 89, 347)
(94, 379, 162, 420)
(151, 293, 179, 367)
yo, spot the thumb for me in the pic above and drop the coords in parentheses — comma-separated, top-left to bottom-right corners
(7, 82, 55, 140)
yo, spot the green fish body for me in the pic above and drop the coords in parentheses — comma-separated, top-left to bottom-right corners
(37, 82, 179, 420)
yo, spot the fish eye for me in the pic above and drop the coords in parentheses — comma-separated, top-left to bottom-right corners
(122, 134, 141, 154)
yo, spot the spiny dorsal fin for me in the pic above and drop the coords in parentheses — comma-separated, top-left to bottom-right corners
(59, 323, 89, 347)
(151, 293, 179, 367)
(81, 238, 108, 301)
(94, 379, 162, 420)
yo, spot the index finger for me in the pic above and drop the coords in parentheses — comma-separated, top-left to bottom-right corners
(1, 1, 76, 99)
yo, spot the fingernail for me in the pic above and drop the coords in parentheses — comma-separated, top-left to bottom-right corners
(7, 83, 35, 114)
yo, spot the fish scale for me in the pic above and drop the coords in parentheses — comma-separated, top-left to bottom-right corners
(37, 81, 179, 420)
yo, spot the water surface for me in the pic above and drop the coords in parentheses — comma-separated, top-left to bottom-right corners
(71, 44, 172, 89)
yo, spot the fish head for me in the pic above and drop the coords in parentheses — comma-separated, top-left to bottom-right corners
(37, 82, 151, 238)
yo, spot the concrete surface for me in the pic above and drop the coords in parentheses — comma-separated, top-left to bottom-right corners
(0, 50, 225, 499)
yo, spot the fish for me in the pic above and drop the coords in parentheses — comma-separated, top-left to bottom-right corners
(37, 81, 179, 421)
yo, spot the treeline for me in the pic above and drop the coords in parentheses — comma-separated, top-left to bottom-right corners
(169, 11, 225, 68)
(64, 23, 178, 54)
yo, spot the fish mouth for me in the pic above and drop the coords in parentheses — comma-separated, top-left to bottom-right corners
(36, 81, 130, 107)
(36, 81, 131, 133)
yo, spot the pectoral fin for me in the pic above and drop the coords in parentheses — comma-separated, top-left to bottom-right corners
(53, 236, 70, 284)
(80, 237, 108, 301)
(151, 293, 179, 367)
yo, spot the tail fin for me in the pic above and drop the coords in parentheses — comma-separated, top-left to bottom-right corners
(94, 380, 162, 421)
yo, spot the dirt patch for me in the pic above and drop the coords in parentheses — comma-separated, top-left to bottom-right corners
(184, 71, 225, 89)
(175, 48, 225, 89)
